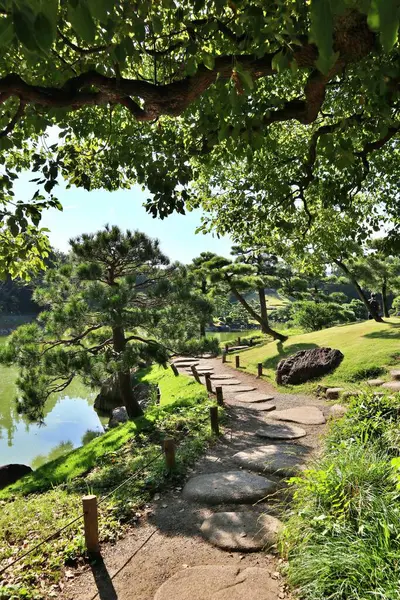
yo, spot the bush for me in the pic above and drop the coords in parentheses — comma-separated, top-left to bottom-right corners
(344, 298, 368, 320)
(291, 301, 355, 331)
(269, 304, 293, 323)
(391, 296, 400, 316)
(176, 336, 220, 356)
(283, 392, 400, 600)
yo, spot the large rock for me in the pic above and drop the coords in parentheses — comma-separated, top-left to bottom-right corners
(276, 347, 344, 385)
(0, 464, 32, 489)
(108, 406, 129, 428)
(182, 471, 278, 505)
(154, 566, 280, 600)
(200, 511, 282, 551)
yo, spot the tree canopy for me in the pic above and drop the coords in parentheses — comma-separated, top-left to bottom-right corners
(1, 1, 400, 271)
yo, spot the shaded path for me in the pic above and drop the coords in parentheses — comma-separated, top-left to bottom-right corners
(61, 354, 331, 600)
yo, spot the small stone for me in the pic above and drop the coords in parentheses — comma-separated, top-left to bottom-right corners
(382, 381, 400, 391)
(270, 406, 326, 425)
(256, 423, 306, 440)
(162, 504, 168, 508)
(153, 493, 160, 501)
(329, 404, 348, 418)
(326, 387, 344, 399)
(391, 370, 400, 381)
(367, 379, 385, 387)
(341, 391, 361, 399)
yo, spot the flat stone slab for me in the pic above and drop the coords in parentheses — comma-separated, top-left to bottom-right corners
(367, 379, 385, 387)
(212, 379, 242, 386)
(271, 406, 326, 425)
(174, 361, 199, 368)
(234, 392, 274, 403)
(182, 471, 277, 505)
(210, 374, 235, 380)
(232, 385, 257, 393)
(382, 381, 400, 391)
(326, 387, 344, 399)
(390, 370, 400, 381)
(200, 511, 282, 551)
(154, 565, 280, 600)
(233, 444, 307, 477)
(173, 358, 199, 364)
(256, 423, 306, 440)
(244, 403, 276, 412)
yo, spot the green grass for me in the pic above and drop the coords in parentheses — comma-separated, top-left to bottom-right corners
(282, 391, 400, 600)
(229, 318, 400, 393)
(0, 365, 215, 599)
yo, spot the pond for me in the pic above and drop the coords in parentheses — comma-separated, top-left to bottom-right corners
(0, 339, 106, 469)
(206, 329, 260, 342)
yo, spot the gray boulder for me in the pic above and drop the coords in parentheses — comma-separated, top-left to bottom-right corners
(276, 347, 344, 385)
(109, 406, 129, 428)
(0, 463, 33, 489)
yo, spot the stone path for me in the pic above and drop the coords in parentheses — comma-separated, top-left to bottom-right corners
(61, 352, 329, 600)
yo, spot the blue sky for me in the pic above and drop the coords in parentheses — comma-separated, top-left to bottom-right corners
(13, 172, 232, 263)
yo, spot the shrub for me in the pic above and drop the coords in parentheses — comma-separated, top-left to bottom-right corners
(176, 336, 220, 356)
(391, 296, 400, 316)
(344, 298, 368, 320)
(291, 301, 355, 332)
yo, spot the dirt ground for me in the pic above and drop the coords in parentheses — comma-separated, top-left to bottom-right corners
(60, 356, 328, 600)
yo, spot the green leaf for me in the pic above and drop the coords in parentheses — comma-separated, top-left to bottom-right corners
(68, 1, 96, 44)
(377, 0, 399, 52)
(310, 0, 337, 74)
(203, 53, 215, 70)
(237, 69, 254, 91)
(0, 17, 13, 46)
(185, 55, 198, 76)
(13, 5, 39, 52)
(272, 50, 290, 72)
(152, 15, 163, 34)
(87, 0, 110, 21)
(34, 12, 55, 51)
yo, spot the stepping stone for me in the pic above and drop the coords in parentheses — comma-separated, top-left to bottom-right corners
(382, 381, 400, 391)
(233, 385, 257, 393)
(326, 387, 344, 399)
(367, 379, 384, 387)
(212, 379, 242, 386)
(182, 471, 277, 505)
(210, 374, 235, 380)
(192, 368, 214, 374)
(234, 392, 274, 403)
(154, 565, 280, 600)
(256, 423, 306, 440)
(233, 444, 307, 477)
(173, 358, 199, 364)
(229, 346, 249, 352)
(271, 406, 326, 425)
(174, 361, 199, 368)
(200, 511, 282, 551)
(244, 403, 276, 412)
(390, 370, 400, 381)
(342, 390, 361, 399)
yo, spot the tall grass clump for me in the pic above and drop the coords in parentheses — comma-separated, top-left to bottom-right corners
(282, 391, 400, 600)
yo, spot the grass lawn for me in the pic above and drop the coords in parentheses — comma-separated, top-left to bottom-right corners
(229, 318, 400, 393)
(0, 365, 214, 598)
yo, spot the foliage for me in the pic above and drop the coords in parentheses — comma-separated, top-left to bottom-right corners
(291, 300, 355, 332)
(283, 392, 400, 600)
(0, 226, 207, 420)
(392, 296, 400, 315)
(230, 318, 400, 393)
(344, 298, 368, 320)
(0, 364, 215, 599)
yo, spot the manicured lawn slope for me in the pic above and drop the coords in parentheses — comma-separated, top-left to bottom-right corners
(0, 366, 207, 497)
(231, 318, 400, 393)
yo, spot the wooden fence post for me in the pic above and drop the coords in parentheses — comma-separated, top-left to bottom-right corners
(216, 386, 224, 406)
(222, 351, 227, 363)
(82, 495, 100, 556)
(257, 363, 263, 378)
(163, 438, 176, 470)
(237, 336, 241, 344)
(210, 406, 219, 436)
(191, 364, 202, 384)
(170, 364, 179, 377)
(205, 373, 213, 393)
(235, 355, 240, 368)
(224, 344, 229, 354)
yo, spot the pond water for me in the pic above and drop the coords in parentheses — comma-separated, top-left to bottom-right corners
(0, 339, 106, 469)
(206, 329, 260, 342)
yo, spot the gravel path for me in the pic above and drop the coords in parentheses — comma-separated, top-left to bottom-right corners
(61, 354, 329, 600)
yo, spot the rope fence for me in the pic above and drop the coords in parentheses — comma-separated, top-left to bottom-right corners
(0, 377, 224, 576)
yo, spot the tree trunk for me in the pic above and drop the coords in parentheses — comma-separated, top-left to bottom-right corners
(200, 279, 207, 338)
(382, 280, 390, 318)
(200, 321, 206, 338)
(112, 325, 143, 419)
(334, 259, 384, 322)
(229, 284, 288, 342)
